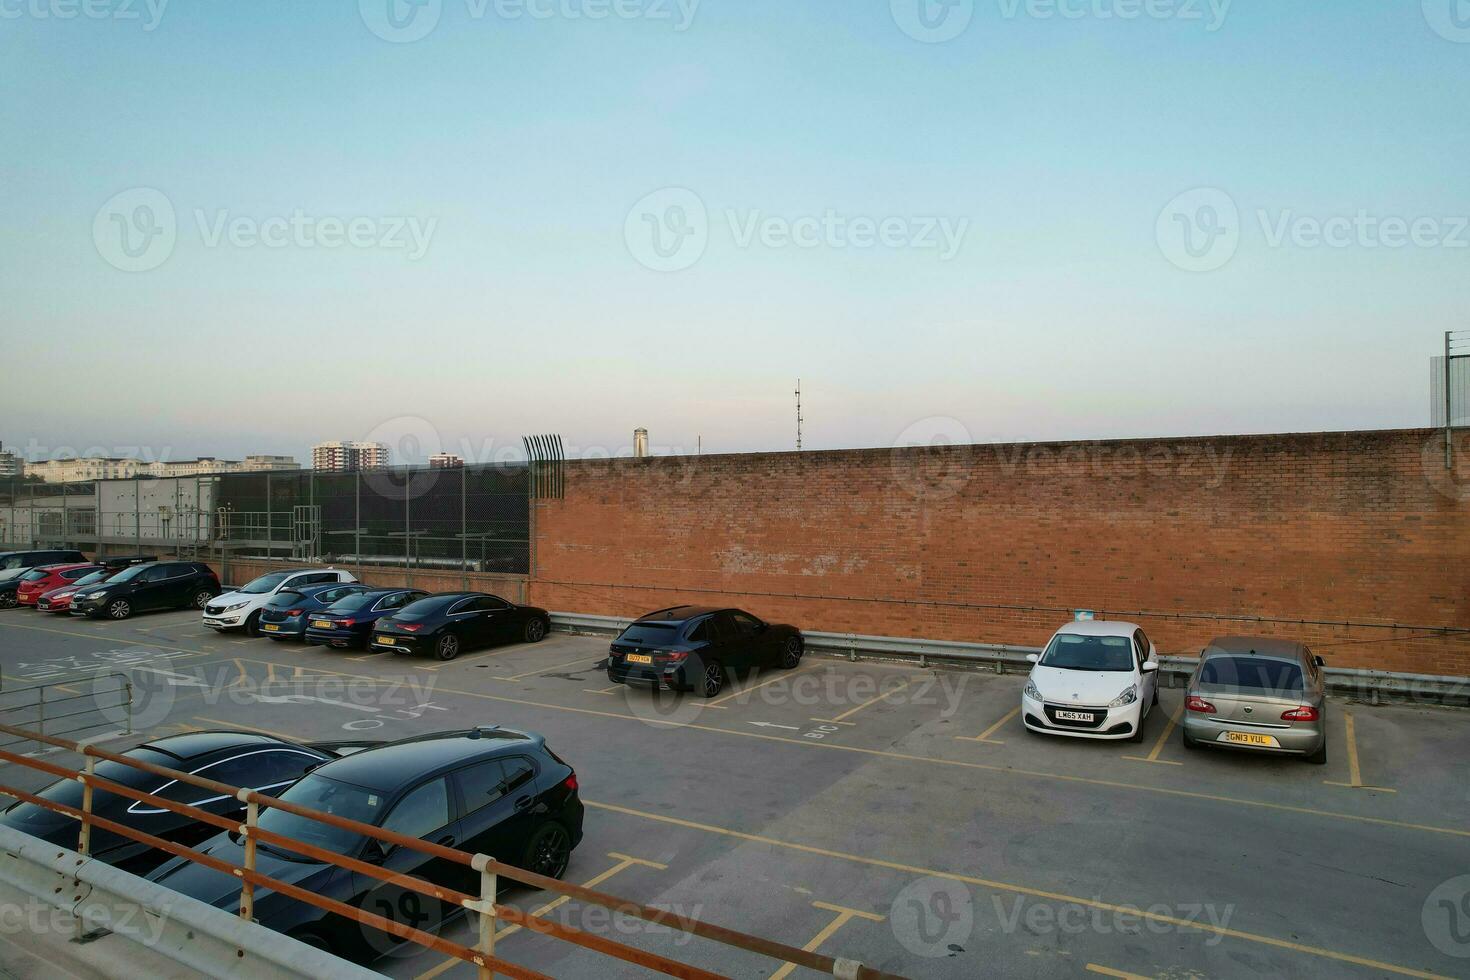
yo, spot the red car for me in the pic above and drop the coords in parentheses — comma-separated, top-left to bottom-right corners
(36, 567, 116, 613)
(18, 563, 101, 607)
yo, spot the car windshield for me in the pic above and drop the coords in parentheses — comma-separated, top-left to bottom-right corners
(1039, 634, 1135, 671)
(266, 591, 307, 608)
(396, 595, 461, 619)
(618, 623, 680, 645)
(1200, 656, 1304, 693)
(105, 564, 150, 584)
(71, 570, 109, 587)
(1, 754, 164, 833)
(239, 571, 292, 594)
(255, 773, 385, 859)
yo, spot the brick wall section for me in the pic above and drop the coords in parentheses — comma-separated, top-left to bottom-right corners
(528, 428, 1470, 676)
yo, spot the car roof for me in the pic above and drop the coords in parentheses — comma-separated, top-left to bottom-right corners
(139, 730, 304, 760)
(353, 586, 421, 596)
(34, 563, 97, 573)
(1052, 619, 1142, 638)
(1204, 635, 1307, 661)
(315, 729, 538, 792)
(635, 605, 723, 623)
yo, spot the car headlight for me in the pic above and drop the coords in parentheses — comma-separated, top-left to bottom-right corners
(1109, 685, 1138, 707)
(81, 591, 103, 599)
(222, 602, 248, 612)
(1023, 679, 1042, 701)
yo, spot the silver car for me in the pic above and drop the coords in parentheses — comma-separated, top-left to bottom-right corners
(1182, 636, 1328, 764)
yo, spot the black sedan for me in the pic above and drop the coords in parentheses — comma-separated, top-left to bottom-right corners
(70, 560, 221, 620)
(0, 730, 334, 875)
(145, 728, 583, 961)
(258, 582, 371, 641)
(607, 605, 805, 697)
(304, 588, 428, 649)
(370, 592, 551, 661)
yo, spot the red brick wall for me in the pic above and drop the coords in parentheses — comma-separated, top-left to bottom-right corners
(528, 428, 1470, 676)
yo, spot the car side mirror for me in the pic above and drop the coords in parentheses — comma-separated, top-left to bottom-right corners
(1142, 660, 1159, 673)
(1314, 656, 1325, 667)
(1025, 653, 1040, 664)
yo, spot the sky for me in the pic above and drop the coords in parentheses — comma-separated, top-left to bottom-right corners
(2, 0, 1467, 465)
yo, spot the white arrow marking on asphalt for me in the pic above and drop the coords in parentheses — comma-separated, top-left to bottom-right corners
(747, 721, 800, 731)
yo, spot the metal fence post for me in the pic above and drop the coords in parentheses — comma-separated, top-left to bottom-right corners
(134, 478, 141, 550)
(266, 472, 274, 559)
(355, 471, 362, 577)
(474, 854, 497, 980)
(77, 756, 96, 857)
(405, 473, 412, 588)
(461, 465, 468, 591)
(240, 795, 259, 922)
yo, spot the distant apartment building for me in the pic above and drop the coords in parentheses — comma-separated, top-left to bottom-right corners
(0, 443, 22, 479)
(312, 441, 390, 472)
(429, 452, 465, 468)
(26, 454, 300, 483)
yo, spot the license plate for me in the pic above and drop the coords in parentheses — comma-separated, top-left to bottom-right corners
(376, 635, 395, 646)
(261, 624, 280, 632)
(1221, 731, 1279, 747)
(1055, 710, 1095, 722)
(625, 654, 653, 664)
(311, 619, 333, 629)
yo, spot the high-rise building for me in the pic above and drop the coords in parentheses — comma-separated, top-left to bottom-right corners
(0, 443, 22, 479)
(428, 452, 465, 468)
(312, 441, 390, 472)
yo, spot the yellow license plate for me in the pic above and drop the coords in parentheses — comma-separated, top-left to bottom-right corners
(1221, 731, 1279, 747)
(625, 654, 653, 664)
(377, 635, 395, 646)
(311, 619, 333, 629)
(261, 624, 280, 632)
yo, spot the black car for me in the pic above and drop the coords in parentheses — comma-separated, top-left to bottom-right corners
(0, 548, 86, 608)
(258, 582, 371, 641)
(95, 554, 158, 571)
(304, 588, 430, 649)
(370, 592, 551, 661)
(146, 728, 583, 961)
(0, 730, 334, 875)
(607, 606, 805, 697)
(70, 560, 221, 620)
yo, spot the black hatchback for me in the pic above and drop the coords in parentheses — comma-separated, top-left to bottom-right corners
(145, 728, 583, 961)
(370, 592, 551, 660)
(70, 560, 221, 619)
(0, 730, 334, 875)
(607, 605, 805, 697)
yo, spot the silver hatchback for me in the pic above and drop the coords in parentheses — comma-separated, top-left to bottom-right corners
(1182, 636, 1328, 764)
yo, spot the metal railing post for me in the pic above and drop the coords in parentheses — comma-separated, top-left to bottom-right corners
(125, 677, 134, 736)
(240, 795, 259, 922)
(36, 687, 45, 751)
(474, 854, 497, 980)
(461, 465, 468, 591)
(77, 756, 96, 857)
(266, 472, 274, 559)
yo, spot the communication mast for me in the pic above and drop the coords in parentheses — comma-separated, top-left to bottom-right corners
(795, 380, 804, 451)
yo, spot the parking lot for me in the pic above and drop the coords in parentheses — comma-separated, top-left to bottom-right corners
(1, 606, 1468, 979)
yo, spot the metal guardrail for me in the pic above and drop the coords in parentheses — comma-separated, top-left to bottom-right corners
(0, 674, 132, 754)
(549, 612, 1470, 706)
(0, 721, 908, 980)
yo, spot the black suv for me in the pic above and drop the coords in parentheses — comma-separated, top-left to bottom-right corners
(0, 549, 86, 608)
(147, 728, 583, 961)
(607, 605, 804, 697)
(71, 560, 221, 620)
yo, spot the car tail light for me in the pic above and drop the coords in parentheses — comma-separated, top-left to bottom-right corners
(399, 623, 423, 633)
(337, 618, 356, 627)
(563, 773, 578, 792)
(1281, 705, 1319, 722)
(287, 609, 304, 616)
(1185, 695, 1217, 714)
(665, 648, 689, 662)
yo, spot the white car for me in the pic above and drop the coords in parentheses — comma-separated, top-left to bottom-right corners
(1021, 620, 1160, 742)
(202, 568, 358, 635)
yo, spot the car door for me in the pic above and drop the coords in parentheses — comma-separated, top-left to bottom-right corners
(128, 563, 173, 611)
(717, 611, 761, 668)
(731, 610, 780, 666)
(352, 775, 461, 954)
(1133, 630, 1156, 711)
(467, 596, 513, 645)
(450, 756, 543, 889)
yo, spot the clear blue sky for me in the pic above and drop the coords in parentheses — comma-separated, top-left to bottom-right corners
(3, 0, 1467, 464)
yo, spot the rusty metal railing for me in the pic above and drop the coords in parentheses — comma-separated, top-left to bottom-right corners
(0, 721, 905, 980)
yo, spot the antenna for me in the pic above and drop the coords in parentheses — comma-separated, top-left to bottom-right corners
(794, 379, 804, 451)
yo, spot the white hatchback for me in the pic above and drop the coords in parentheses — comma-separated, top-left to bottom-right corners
(202, 568, 358, 635)
(1021, 620, 1160, 742)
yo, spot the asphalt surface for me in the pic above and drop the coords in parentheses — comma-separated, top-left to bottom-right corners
(0, 606, 1468, 979)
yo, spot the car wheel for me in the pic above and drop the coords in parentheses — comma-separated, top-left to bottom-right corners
(522, 823, 572, 881)
(1306, 741, 1327, 765)
(1127, 722, 1145, 743)
(780, 636, 803, 669)
(243, 611, 261, 637)
(1151, 685, 1159, 707)
(700, 661, 725, 698)
(524, 617, 547, 643)
(435, 633, 461, 661)
(191, 590, 212, 610)
(106, 598, 132, 620)
(0, 593, 16, 609)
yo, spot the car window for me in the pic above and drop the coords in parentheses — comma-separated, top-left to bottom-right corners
(617, 622, 679, 644)
(20, 569, 49, 582)
(132, 749, 324, 813)
(686, 619, 709, 642)
(502, 757, 535, 794)
(138, 565, 168, 583)
(454, 760, 511, 815)
(317, 585, 360, 603)
(1199, 656, 1305, 693)
(729, 612, 763, 635)
(382, 778, 451, 840)
(376, 591, 412, 611)
(61, 567, 93, 581)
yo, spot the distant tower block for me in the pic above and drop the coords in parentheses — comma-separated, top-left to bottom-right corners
(634, 428, 649, 458)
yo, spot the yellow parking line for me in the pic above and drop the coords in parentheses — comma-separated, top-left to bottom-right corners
(956, 706, 1019, 744)
(812, 677, 916, 725)
(707, 664, 820, 707)
(1086, 965, 1152, 979)
(584, 799, 1454, 980)
(492, 658, 596, 683)
(1123, 703, 1184, 766)
(1324, 710, 1397, 793)
(769, 901, 885, 980)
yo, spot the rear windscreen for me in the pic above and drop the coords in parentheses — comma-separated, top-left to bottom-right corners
(617, 623, 680, 645)
(1200, 657, 1304, 692)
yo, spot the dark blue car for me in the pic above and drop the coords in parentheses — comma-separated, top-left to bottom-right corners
(304, 588, 428, 649)
(258, 583, 369, 641)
